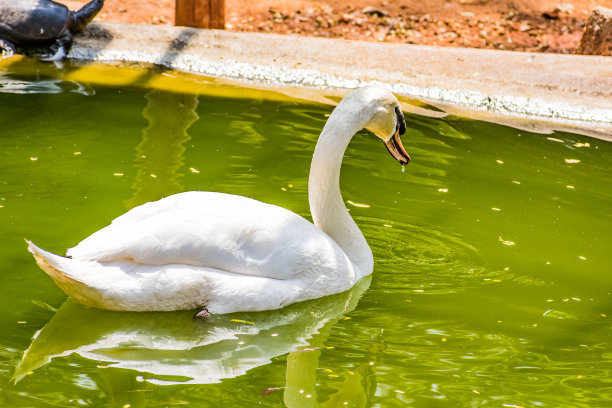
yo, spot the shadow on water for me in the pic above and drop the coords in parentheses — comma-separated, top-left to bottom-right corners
(14, 277, 373, 406)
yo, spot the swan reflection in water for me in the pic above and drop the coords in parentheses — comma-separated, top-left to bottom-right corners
(15, 277, 374, 405)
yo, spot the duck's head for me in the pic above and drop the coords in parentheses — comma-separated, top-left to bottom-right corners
(339, 87, 411, 165)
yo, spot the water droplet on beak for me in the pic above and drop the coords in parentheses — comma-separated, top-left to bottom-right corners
(401, 164, 406, 173)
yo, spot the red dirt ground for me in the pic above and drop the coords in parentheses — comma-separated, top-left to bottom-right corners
(65, 0, 612, 53)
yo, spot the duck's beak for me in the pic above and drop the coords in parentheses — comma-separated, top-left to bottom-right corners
(385, 130, 410, 165)
(384, 106, 410, 165)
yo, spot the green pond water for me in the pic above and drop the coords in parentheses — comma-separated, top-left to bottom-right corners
(0, 60, 611, 407)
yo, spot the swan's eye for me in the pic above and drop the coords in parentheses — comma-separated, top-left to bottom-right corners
(394, 106, 406, 135)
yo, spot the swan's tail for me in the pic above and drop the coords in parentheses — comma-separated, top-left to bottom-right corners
(25, 240, 108, 309)
(26, 240, 215, 311)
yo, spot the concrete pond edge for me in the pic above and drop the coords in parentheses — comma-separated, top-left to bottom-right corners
(68, 22, 612, 137)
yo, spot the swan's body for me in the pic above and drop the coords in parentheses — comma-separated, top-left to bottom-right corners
(28, 192, 359, 313)
(27, 86, 410, 313)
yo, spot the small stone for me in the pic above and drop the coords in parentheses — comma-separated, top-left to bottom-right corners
(542, 4, 573, 20)
(361, 6, 389, 17)
(555, 4, 575, 14)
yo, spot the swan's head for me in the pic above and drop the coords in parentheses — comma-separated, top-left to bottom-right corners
(340, 87, 411, 165)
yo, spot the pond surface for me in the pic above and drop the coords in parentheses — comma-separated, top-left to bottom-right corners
(0, 59, 610, 407)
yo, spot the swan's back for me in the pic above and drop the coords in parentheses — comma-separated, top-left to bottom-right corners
(68, 192, 356, 284)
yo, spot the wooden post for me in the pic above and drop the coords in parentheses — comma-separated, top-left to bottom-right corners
(175, 0, 225, 29)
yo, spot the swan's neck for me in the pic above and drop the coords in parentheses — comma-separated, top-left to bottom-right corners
(308, 109, 373, 278)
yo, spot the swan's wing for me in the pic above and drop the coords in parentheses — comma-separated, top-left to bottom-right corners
(67, 192, 352, 281)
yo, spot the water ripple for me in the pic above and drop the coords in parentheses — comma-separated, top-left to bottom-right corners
(359, 216, 511, 293)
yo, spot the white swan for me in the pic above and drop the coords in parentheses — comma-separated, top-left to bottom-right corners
(27, 86, 410, 314)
